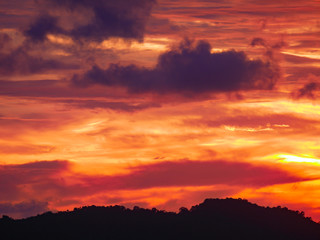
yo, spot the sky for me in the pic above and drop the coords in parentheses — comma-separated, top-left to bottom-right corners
(1, 0, 320, 220)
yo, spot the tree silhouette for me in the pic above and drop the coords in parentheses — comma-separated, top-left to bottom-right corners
(1, 198, 319, 240)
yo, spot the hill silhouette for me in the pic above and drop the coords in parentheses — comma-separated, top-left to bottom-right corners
(1, 198, 320, 240)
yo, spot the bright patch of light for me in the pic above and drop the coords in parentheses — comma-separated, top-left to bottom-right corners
(223, 125, 273, 132)
(273, 124, 290, 128)
(47, 34, 73, 45)
(282, 51, 320, 60)
(98, 37, 170, 51)
(276, 154, 320, 165)
(73, 121, 105, 133)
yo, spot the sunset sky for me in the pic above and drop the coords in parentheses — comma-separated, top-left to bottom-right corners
(1, 0, 320, 220)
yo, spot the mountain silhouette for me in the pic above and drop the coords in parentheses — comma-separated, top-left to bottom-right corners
(1, 198, 320, 240)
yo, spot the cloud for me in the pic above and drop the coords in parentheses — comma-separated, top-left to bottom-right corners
(25, 0, 156, 43)
(283, 54, 320, 64)
(184, 113, 319, 133)
(72, 39, 279, 94)
(108, 160, 308, 189)
(0, 80, 161, 111)
(292, 82, 320, 99)
(0, 200, 49, 219)
(0, 144, 55, 155)
(0, 159, 311, 212)
(0, 33, 11, 50)
(0, 80, 91, 98)
(0, 161, 70, 201)
(250, 38, 268, 48)
(57, 99, 161, 112)
(0, 28, 78, 76)
(0, 47, 78, 75)
(250, 37, 286, 60)
(0, 79, 107, 98)
(25, 15, 60, 43)
(145, 17, 183, 35)
(0, 160, 308, 200)
(286, 66, 320, 84)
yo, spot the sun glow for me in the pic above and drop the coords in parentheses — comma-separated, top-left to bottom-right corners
(276, 154, 320, 165)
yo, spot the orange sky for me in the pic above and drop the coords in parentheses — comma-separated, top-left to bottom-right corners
(1, 0, 320, 220)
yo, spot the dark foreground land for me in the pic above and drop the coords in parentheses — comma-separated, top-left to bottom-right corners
(1, 198, 320, 240)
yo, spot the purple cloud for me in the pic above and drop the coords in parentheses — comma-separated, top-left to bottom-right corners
(72, 39, 279, 94)
(25, 0, 156, 42)
(0, 33, 11, 49)
(292, 82, 320, 99)
(0, 200, 49, 219)
(0, 48, 79, 75)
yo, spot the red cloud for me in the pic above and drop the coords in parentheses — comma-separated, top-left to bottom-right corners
(0, 160, 310, 202)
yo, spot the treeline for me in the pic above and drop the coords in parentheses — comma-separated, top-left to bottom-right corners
(1, 198, 320, 240)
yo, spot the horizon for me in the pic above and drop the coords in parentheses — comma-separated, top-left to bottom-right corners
(0, 197, 315, 222)
(3, 197, 320, 240)
(1, 0, 320, 221)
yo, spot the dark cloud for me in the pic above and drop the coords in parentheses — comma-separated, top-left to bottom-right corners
(0, 47, 78, 75)
(25, 0, 156, 42)
(0, 200, 49, 219)
(0, 80, 96, 98)
(0, 33, 11, 49)
(250, 37, 267, 48)
(0, 80, 161, 111)
(72, 39, 279, 94)
(292, 82, 320, 99)
(0, 80, 137, 110)
(145, 17, 183, 35)
(25, 15, 60, 43)
(0, 22, 78, 76)
(251, 38, 287, 49)
(0, 0, 36, 29)
(250, 37, 286, 60)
